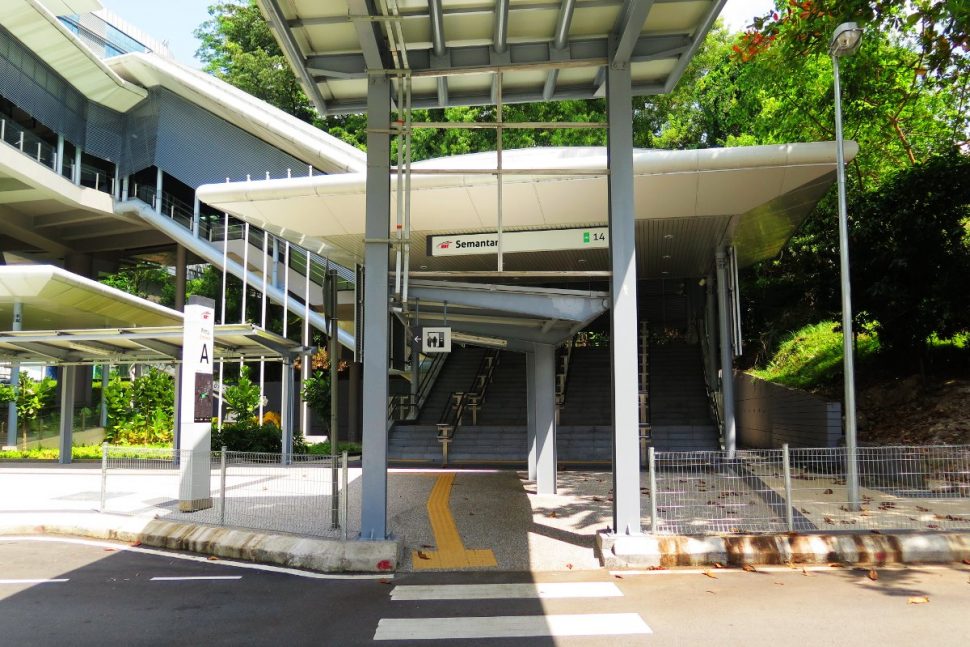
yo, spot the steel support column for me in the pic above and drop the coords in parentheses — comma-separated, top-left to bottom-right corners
(175, 245, 187, 312)
(73, 147, 82, 185)
(715, 250, 736, 456)
(526, 350, 537, 481)
(6, 302, 22, 448)
(58, 365, 77, 464)
(535, 344, 557, 494)
(281, 361, 295, 457)
(360, 75, 392, 540)
(155, 167, 163, 213)
(607, 58, 641, 535)
(348, 361, 361, 443)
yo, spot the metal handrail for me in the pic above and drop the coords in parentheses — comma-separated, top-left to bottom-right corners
(437, 348, 500, 435)
(699, 319, 724, 445)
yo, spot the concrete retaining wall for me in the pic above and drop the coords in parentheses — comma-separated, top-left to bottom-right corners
(734, 372, 842, 448)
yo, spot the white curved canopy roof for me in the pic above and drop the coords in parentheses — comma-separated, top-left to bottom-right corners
(197, 141, 857, 277)
(107, 53, 367, 175)
(2, 0, 147, 112)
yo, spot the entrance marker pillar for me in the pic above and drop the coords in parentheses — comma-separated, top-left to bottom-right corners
(178, 296, 215, 511)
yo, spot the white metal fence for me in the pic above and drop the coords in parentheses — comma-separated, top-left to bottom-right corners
(645, 445, 970, 535)
(99, 445, 349, 539)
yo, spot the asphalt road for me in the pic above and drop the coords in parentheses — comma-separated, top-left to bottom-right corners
(1, 536, 969, 646)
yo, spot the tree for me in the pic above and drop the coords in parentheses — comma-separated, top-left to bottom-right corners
(852, 152, 970, 362)
(222, 364, 262, 421)
(195, 0, 315, 122)
(0, 372, 57, 449)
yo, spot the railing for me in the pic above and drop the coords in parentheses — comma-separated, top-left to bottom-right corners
(645, 444, 970, 535)
(436, 349, 500, 463)
(638, 321, 651, 461)
(99, 445, 350, 539)
(699, 319, 724, 449)
(1, 117, 57, 170)
(554, 337, 574, 423)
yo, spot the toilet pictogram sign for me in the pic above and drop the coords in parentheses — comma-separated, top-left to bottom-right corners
(422, 327, 452, 353)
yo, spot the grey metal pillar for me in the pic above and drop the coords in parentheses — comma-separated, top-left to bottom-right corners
(175, 245, 187, 312)
(705, 273, 717, 386)
(73, 147, 82, 185)
(192, 195, 201, 238)
(155, 167, 163, 213)
(715, 250, 736, 456)
(281, 362, 294, 457)
(56, 135, 64, 176)
(347, 361, 361, 443)
(6, 302, 22, 448)
(122, 176, 129, 201)
(607, 57, 641, 535)
(100, 365, 109, 428)
(58, 365, 77, 464)
(535, 344, 557, 494)
(526, 350, 537, 481)
(360, 75, 392, 540)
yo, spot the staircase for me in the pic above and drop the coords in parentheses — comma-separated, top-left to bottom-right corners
(558, 347, 611, 426)
(647, 341, 719, 451)
(475, 352, 526, 425)
(415, 346, 487, 424)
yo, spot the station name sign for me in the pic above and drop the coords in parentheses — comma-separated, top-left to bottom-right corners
(428, 227, 609, 257)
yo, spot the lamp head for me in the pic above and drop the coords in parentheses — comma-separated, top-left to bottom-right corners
(830, 22, 863, 57)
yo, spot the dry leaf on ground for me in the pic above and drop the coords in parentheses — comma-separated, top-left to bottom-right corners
(702, 571, 718, 579)
(908, 596, 930, 605)
(742, 564, 757, 572)
(868, 569, 879, 581)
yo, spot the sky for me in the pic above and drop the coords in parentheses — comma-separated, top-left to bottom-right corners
(98, 0, 776, 69)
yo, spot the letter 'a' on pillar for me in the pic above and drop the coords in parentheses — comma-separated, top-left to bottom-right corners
(607, 58, 642, 536)
(360, 74, 392, 540)
(179, 295, 216, 512)
(535, 343, 557, 494)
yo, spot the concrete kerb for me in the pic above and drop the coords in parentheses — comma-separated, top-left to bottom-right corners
(597, 532, 970, 569)
(0, 512, 401, 573)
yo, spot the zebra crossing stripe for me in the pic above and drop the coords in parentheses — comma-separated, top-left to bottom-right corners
(374, 613, 651, 640)
(390, 581, 623, 600)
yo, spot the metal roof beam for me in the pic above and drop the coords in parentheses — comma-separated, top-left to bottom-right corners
(346, 0, 391, 71)
(408, 281, 607, 323)
(5, 341, 74, 362)
(612, 0, 656, 66)
(260, 0, 330, 115)
(306, 34, 689, 79)
(494, 0, 510, 54)
(315, 81, 666, 114)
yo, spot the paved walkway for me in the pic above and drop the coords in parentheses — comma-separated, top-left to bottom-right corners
(2, 462, 969, 573)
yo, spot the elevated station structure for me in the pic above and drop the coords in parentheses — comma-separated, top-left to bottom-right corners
(0, 1, 857, 545)
(229, 0, 856, 541)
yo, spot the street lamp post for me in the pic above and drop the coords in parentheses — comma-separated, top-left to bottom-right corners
(830, 22, 863, 511)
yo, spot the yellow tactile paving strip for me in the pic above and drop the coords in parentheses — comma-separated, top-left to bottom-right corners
(411, 473, 497, 570)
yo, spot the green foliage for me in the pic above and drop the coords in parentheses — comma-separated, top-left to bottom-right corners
(98, 263, 175, 307)
(750, 321, 880, 389)
(211, 420, 306, 453)
(222, 364, 262, 421)
(852, 153, 970, 360)
(195, 0, 315, 122)
(103, 369, 175, 445)
(300, 370, 331, 424)
(306, 441, 362, 456)
(0, 372, 57, 448)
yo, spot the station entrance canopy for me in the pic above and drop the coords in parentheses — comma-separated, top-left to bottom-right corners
(258, 0, 727, 114)
(0, 265, 297, 365)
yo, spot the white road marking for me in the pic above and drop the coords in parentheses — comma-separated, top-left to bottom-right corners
(150, 576, 242, 581)
(0, 536, 393, 580)
(391, 582, 623, 600)
(374, 613, 652, 640)
(0, 579, 69, 584)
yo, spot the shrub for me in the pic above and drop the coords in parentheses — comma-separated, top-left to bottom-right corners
(211, 420, 306, 454)
(223, 365, 261, 421)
